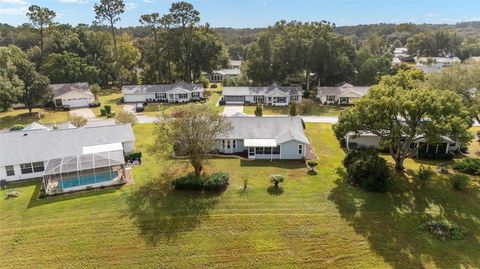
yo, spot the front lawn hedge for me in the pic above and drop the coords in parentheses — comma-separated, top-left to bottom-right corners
(172, 172, 229, 192)
(452, 157, 480, 176)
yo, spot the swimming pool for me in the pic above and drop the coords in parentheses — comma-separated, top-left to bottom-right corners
(59, 171, 118, 189)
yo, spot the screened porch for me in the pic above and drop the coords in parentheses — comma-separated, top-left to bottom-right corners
(42, 150, 127, 195)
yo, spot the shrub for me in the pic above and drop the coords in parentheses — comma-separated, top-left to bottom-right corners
(69, 115, 87, 128)
(104, 105, 112, 114)
(125, 151, 142, 163)
(9, 124, 25, 131)
(204, 172, 229, 191)
(420, 219, 464, 240)
(417, 165, 434, 185)
(115, 110, 136, 125)
(172, 174, 205, 190)
(452, 158, 480, 176)
(270, 175, 284, 187)
(450, 174, 469, 190)
(289, 101, 297, 116)
(100, 108, 107, 117)
(254, 103, 263, 117)
(172, 172, 229, 192)
(307, 160, 318, 172)
(343, 149, 390, 192)
(106, 112, 115, 118)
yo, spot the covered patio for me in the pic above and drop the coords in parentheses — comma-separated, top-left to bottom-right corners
(42, 150, 127, 195)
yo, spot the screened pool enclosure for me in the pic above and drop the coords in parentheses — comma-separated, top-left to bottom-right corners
(41, 150, 127, 195)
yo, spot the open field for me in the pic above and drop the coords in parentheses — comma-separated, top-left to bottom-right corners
(1, 123, 479, 268)
(243, 103, 345, 116)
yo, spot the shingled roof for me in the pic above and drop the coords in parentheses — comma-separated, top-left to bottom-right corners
(50, 83, 93, 99)
(122, 82, 204, 95)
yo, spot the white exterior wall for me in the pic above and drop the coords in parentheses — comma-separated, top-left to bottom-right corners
(1, 161, 47, 182)
(124, 93, 155, 103)
(348, 136, 381, 149)
(62, 96, 94, 108)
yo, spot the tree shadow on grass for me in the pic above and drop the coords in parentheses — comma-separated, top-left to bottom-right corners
(267, 186, 284, 196)
(328, 167, 480, 269)
(240, 159, 306, 169)
(124, 179, 219, 245)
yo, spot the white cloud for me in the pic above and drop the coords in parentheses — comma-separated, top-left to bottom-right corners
(143, 0, 155, 3)
(0, 0, 29, 5)
(125, 2, 139, 10)
(0, 6, 28, 15)
(59, 0, 88, 3)
(424, 12, 439, 18)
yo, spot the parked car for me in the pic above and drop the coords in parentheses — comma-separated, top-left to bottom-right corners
(135, 103, 144, 112)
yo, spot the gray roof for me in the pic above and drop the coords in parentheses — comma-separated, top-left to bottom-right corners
(122, 82, 204, 95)
(317, 83, 369, 97)
(50, 83, 93, 99)
(221, 117, 309, 144)
(416, 65, 442, 74)
(0, 124, 134, 167)
(223, 84, 303, 96)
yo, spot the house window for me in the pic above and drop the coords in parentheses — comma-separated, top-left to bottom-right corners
(232, 140, 236, 149)
(274, 97, 287, 103)
(340, 97, 348, 104)
(155, 93, 166, 99)
(327, 96, 335, 102)
(291, 95, 299, 101)
(226, 140, 231, 149)
(298, 144, 303, 155)
(20, 163, 33, 174)
(255, 147, 264, 154)
(169, 94, 174, 99)
(222, 140, 225, 149)
(273, 146, 281, 154)
(192, 92, 200, 98)
(5, 166, 14, 176)
(264, 147, 272, 154)
(179, 93, 188, 99)
(253, 95, 264, 103)
(33, 162, 44, 172)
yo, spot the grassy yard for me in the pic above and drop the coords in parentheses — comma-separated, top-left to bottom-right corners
(1, 123, 479, 268)
(92, 89, 124, 117)
(0, 108, 69, 130)
(243, 103, 345, 116)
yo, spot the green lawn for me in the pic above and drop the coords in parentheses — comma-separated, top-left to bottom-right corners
(1, 123, 479, 268)
(93, 89, 124, 117)
(0, 108, 69, 130)
(243, 103, 345, 116)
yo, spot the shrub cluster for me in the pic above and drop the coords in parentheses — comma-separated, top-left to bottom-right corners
(125, 152, 142, 163)
(172, 172, 229, 192)
(417, 165, 434, 185)
(452, 158, 480, 176)
(450, 174, 470, 191)
(9, 124, 25, 131)
(343, 149, 390, 192)
(420, 220, 464, 240)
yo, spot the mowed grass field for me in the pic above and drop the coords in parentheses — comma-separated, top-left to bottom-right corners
(243, 103, 345, 116)
(1, 123, 479, 268)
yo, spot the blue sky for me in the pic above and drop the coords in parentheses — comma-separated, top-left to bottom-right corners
(0, 0, 479, 28)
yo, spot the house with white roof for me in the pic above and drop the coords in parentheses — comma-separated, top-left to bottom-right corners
(122, 82, 204, 103)
(209, 69, 241, 82)
(215, 117, 310, 160)
(51, 83, 95, 108)
(316, 83, 370, 105)
(222, 84, 303, 106)
(228, 60, 242, 69)
(0, 123, 135, 195)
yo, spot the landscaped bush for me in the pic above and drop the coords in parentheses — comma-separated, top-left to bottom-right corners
(420, 219, 464, 240)
(100, 108, 107, 117)
(343, 149, 390, 192)
(106, 112, 115, 118)
(417, 165, 434, 186)
(104, 105, 112, 114)
(270, 174, 285, 187)
(204, 172, 229, 191)
(452, 158, 480, 176)
(9, 124, 25, 131)
(450, 174, 470, 191)
(307, 160, 318, 174)
(125, 151, 142, 163)
(172, 172, 229, 192)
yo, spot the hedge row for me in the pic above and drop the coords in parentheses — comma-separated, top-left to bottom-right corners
(172, 172, 229, 192)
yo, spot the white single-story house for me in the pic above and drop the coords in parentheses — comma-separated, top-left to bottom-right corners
(215, 116, 310, 160)
(228, 60, 242, 69)
(51, 83, 95, 108)
(416, 57, 461, 67)
(122, 82, 204, 103)
(0, 123, 135, 195)
(209, 69, 241, 82)
(317, 83, 369, 105)
(345, 131, 460, 156)
(222, 84, 303, 106)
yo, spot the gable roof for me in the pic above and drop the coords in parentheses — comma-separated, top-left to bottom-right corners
(122, 82, 204, 95)
(0, 124, 135, 167)
(23, 122, 52, 131)
(221, 117, 309, 144)
(50, 83, 93, 99)
(317, 83, 370, 97)
(223, 84, 303, 97)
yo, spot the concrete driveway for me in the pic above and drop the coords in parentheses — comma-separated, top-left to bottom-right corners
(222, 105, 245, 116)
(123, 104, 135, 113)
(70, 108, 96, 119)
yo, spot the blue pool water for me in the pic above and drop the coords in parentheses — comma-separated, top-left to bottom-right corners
(60, 172, 117, 189)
